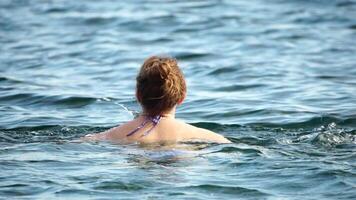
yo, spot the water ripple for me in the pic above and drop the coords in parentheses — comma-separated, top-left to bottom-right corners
(1, 0, 356, 199)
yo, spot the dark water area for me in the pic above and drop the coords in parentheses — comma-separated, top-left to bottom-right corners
(0, 0, 355, 199)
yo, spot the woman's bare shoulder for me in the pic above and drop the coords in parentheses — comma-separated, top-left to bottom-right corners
(176, 120, 231, 144)
(82, 120, 136, 141)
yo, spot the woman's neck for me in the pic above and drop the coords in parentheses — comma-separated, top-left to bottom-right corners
(142, 107, 176, 119)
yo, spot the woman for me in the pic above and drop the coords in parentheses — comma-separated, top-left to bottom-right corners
(85, 56, 231, 144)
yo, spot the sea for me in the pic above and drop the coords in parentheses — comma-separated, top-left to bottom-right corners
(0, 0, 355, 199)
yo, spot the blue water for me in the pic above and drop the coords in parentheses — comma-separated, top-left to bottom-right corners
(1, 0, 356, 199)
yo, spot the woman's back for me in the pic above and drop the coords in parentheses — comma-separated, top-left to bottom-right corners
(86, 116, 230, 144)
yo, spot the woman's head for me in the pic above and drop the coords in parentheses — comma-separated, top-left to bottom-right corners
(136, 56, 186, 116)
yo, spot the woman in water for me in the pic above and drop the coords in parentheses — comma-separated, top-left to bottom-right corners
(85, 56, 231, 144)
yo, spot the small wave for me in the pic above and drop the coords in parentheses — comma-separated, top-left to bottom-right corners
(0, 133, 18, 143)
(177, 1, 220, 9)
(246, 116, 356, 129)
(207, 67, 238, 75)
(182, 184, 268, 196)
(191, 122, 241, 130)
(0, 93, 36, 103)
(0, 126, 106, 143)
(128, 36, 173, 45)
(173, 52, 212, 60)
(60, 14, 119, 27)
(213, 84, 264, 92)
(310, 123, 356, 147)
(289, 122, 356, 147)
(0, 183, 49, 196)
(172, 20, 222, 33)
(83, 17, 117, 25)
(0, 93, 97, 108)
(314, 169, 355, 178)
(349, 24, 356, 30)
(337, 1, 356, 7)
(55, 96, 97, 106)
(229, 136, 277, 146)
(42, 7, 68, 14)
(314, 75, 344, 80)
(0, 76, 24, 84)
(214, 146, 263, 155)
(93, 181, 144, 191)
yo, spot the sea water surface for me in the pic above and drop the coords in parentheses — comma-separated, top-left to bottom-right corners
(0, 0, 356, 199)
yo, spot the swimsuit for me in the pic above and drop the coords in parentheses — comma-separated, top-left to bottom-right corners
(126, 115, 161, 137)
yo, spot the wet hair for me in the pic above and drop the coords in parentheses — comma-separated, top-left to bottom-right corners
(136, 56, 186, 116)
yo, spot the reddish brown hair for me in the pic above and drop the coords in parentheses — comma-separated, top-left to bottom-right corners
(136, 56, 186, 116)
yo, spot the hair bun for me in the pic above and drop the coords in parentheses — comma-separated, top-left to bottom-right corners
(145, 56, 173, 81)
(136, 56, 186, 116)
(157, 61, 171, 81)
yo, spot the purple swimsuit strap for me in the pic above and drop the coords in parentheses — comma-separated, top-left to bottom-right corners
(126, 115, 161, 137)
